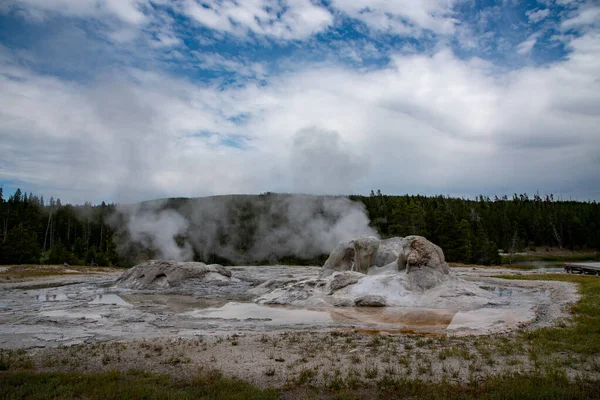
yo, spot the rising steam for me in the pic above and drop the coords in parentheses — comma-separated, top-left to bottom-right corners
(111, 194, 377, 264)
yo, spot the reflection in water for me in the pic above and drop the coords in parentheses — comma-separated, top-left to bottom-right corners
(186, 302, 528, 334)
(448, 307, 534, 332)
(327, 307, 456, 331)
(188, 302, 333, 325)
(493, 287, 513, 297)
(42, 310, 102, 319)
(120, 294, 228, 313)
(186, 302, 459, 332)
(90, 294, 131, 306)
(36, 293, 68, 302)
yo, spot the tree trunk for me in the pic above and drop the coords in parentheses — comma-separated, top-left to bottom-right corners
(43, 207, 52, 251)
(551, 223, 562, 249)
(2, 206, 9, 243)
(508, 230, 518, 265)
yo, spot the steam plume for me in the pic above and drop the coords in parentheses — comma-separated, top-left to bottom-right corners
(111, 194, 376, 264)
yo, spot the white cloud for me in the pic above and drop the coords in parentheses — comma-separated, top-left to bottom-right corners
(516, 34, 539, 54)
(561, 4, 600, 30)
(181, 0, 333, 40)
(3, 0, 149, 25)
(0, 0, 188, 49)
(2, 28, 600, 202)
(330, 0, 463, 36)
(193, 52, 268, 78)
(151, 32, 182, 48)
(526, 8, 550, 23)
(290, 127, 369, 193)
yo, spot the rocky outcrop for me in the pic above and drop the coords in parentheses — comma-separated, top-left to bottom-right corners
(354, 295, 386, 307)
(372, 237, 405, 269)
(115, 259, 232, 290)
(328, 271, 363, 293)
(399, 236, 451, 291)
(321, 235, 449, 279)
(401, 236, 449, 274)
(321, 236, 380, 277)
(352, 236, 380, 273)
(321, 241, 355, 276)
(258, 236, 501, 310)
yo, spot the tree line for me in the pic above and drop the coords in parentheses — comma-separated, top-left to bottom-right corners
(352, 191, 600, 265)
(0, 188, 119, 266)
(1, 187, 598, 267)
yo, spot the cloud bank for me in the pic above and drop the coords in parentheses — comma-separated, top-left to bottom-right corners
(0, 1, 599, 202)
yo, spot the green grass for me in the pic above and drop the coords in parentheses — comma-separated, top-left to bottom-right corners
(0, 265, 124, 282)
(501, 253, 599, 264)
(0, 370, 279, 400)
(495, 262, 566, 270)
(0, 350, 35, 371)
(500, 264, 541, 270)
(498, 274, 600, 356)
(376, 372, 599, 400)
(2, 365, 599, 399)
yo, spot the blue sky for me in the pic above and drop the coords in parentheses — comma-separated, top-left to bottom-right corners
(0, 0, 599, 203)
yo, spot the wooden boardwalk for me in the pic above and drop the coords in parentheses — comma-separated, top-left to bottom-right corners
(564, 262, 600, 275)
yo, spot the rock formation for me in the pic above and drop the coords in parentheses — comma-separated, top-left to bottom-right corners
(321, 235, 380, 276)
(328, 271, 363, 293)
(372, 237, 405, 269)
(321, 240, 355, 275)
(113, 237, 500, 312)
(400, 236, 450, 291)
(115, 259, 232, 290)
(257, 235, 500, 310)
(352, 236, 380, 273)
(400, 236, 449, 274)
(354, 295, 386, 307)
(321, 235, 449, 280)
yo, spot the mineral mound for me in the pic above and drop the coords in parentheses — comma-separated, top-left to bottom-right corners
(322, 235, 450, 288)
(115, 259, 232, 290)
(258, 236, 501, 310)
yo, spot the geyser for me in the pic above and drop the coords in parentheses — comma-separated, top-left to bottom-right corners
(257, 236, 501, 310)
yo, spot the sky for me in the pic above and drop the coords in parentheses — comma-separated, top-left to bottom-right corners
(0, 0, 599, 204)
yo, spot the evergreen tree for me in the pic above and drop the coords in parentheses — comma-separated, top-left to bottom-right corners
(454, 219, 472, 263)
(1, 223, 40, 264)
(0, 189, 598, 267)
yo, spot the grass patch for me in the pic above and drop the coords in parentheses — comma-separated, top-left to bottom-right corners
(0, 350, 35, 372)
(501, 253, 599, 264)
(376, 371, 599, 400)
(0, 265, 124, 282)
(450, 262, 565, 270)
(497, 274, 600, 356)
(0, 268, 72, 281)
(500, 264, 539, 270)
(0, 370, 278, 400)
(2, 365, 599, 399)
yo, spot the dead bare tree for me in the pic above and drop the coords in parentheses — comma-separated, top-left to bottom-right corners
(551, 222, 563, 249)
(1, 207, 8, 244)
(43, 206, 53, 252)
(508, 229, 519, 265)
